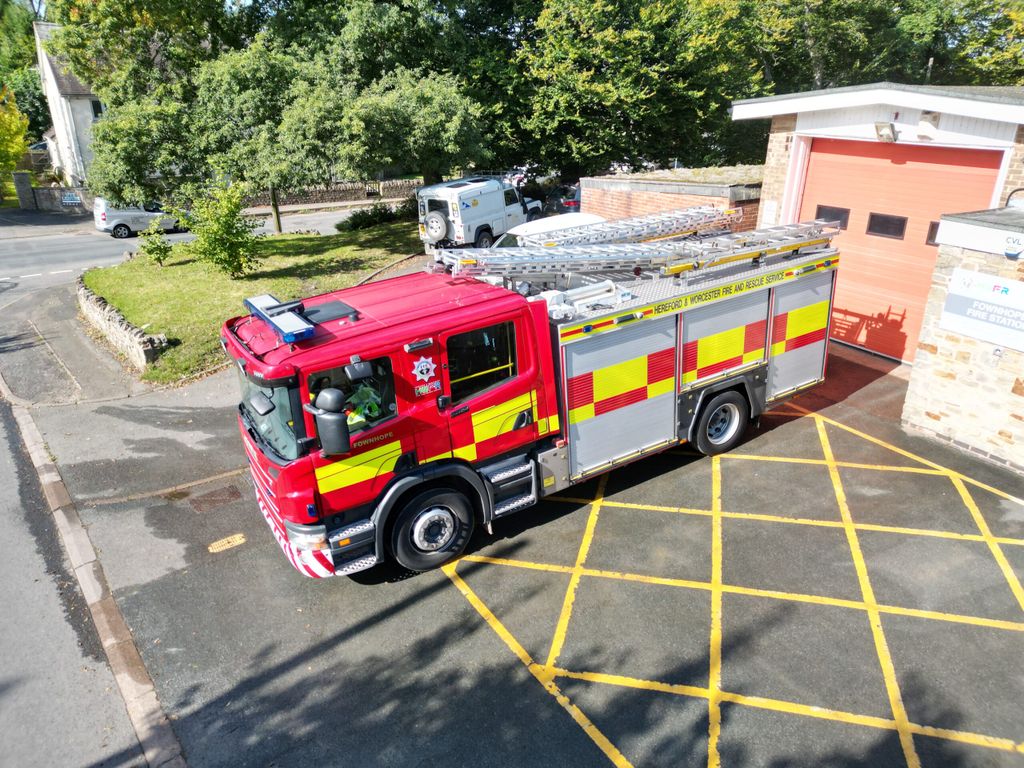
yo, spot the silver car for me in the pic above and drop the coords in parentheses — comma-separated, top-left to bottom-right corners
(93, 197, 178, 239)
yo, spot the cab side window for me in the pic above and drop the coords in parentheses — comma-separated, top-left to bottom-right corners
(503, 188, 519, 207)
(308, 356, 397, 433)
(448, 322, 517, 403)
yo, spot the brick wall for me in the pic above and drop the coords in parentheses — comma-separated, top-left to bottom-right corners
(758, 114, 796, 227)
(901, 240, 1024, 475)
(998, 124, 1024, 207)
(581, 179, 760, 233)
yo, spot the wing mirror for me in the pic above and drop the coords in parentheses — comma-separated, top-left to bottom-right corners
(249, 392, 275, 416)
(303, 387, 351, 457)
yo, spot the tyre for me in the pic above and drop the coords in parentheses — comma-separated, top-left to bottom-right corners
(423, 211, 449, 244)
(695, 390, 749, 456)
(111, 223, 132, 239)
(390, 488, 475, 571)
(527, 210, 541, 222)
(474, 228, 494, 248)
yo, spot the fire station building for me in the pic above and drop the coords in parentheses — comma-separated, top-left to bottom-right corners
(731, 82, 1024, 363)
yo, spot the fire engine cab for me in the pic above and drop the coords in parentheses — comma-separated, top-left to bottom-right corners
(221, 211, 840, 578)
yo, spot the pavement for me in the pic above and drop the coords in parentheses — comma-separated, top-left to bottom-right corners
(1, 268, 1023, 766)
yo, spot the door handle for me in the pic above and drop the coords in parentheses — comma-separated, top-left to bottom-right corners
(451, 405, 470, 417)
(512, 410, 533, 430)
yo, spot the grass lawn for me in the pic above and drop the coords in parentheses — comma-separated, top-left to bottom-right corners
(83, 220, 422, 383)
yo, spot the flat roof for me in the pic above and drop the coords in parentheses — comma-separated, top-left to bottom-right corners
(942, 206, 1024, 235)
(732, 81, 1024, 125)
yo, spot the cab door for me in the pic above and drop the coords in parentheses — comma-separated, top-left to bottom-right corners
(439, 311, 540, 464)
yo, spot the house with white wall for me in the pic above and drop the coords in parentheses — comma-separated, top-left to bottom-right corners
(33, 21, 102, 186)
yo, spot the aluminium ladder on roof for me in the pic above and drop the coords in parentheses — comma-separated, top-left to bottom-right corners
(516, 206, 743, 247)
(434, 220, 841, 281)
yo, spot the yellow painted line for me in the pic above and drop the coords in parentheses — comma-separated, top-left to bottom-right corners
(792, 405, 1024, 508)
(463, 554, 1024, 633)
(207, 533, 246, 553)
(546, 475, 608, 669)
(719, 691, 897, 731)
(815, 416, 920, 768)
(554, 666, 1024, 753)
(951, 475, 1024, 612)
(910, 723, 1024, 754)
(462, 554, 575, 575)
(727, 453, 947, 476)
(708, 456, 723, 768)
(554, 667, 710, 700)
(443, 563, 632, 767)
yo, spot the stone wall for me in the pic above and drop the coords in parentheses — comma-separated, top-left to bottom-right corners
(33, 186, 93, 213)
(757, 114, 797, 227)
(77, 276, 168, 372)
(580, 177, 760, 232)
(901, 243, 1024, 475)
(246, 179, 420, 207)
(998, 124, 1024, 207)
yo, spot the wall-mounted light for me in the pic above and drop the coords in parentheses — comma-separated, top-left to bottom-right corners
(874, 122, 898, 143)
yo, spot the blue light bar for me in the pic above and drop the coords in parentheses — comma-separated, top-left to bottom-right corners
(244, 293, 315, 343)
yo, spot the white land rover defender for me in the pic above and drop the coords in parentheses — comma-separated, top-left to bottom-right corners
(417, 176, 543, 251)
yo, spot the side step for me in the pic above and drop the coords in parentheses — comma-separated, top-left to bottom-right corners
(482, 456, 539, 518)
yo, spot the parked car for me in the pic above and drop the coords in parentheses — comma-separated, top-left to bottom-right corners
(93, 197, 178, 239)
(416, 177, 543, 251)
(543, 184, 581, 215)
(492, 212, 606, 248)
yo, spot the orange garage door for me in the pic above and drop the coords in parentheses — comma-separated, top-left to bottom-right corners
(798, 138, 1001, 362)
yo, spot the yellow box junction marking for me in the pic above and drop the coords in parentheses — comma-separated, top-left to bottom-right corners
(814, 416, 920, 767)
(208, 533, 246, 553)
(440, 399, 1024, 767)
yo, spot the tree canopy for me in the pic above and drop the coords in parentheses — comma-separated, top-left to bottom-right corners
(36, 0, 1024, 204)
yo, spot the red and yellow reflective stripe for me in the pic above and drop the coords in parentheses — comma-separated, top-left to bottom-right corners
(682, 319, 766, 384)
(425, 390, 550, 464)
(771, 300, 830, 357)
(567, 348, 674, 425)
(315, 439, 403, 494)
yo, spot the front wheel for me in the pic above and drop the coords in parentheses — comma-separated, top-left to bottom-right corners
(695, 390, 750, 456)
(527, 210, 541, 222)
(390, 488, 475, 572)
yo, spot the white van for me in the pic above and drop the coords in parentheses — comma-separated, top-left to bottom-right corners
(492, 212, 606, 248)
(417, 177, 543, 251)
(93, 198, 177, 239)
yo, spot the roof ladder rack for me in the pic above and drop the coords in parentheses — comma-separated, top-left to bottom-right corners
(517, 206, 743, 247)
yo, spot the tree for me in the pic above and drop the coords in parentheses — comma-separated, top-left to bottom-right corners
(191, 36, 309, 231)
(6, 66, 47, 141)
(337, 67, 489, 185)
(86, 98, 192, 205)
(0, 86, 29, 197)
(46, 0, 266, 105)
(0, 0, 36, 83)
(179, 180, 261, 278)
(521, 0, 769, 175)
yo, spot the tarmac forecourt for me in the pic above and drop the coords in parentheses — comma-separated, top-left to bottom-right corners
(443, 405, 1024, 768)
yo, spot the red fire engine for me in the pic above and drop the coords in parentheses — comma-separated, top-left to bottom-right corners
(221, 214, 839, 578)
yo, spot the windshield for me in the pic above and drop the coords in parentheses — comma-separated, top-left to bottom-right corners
(236, 369, 300, 461)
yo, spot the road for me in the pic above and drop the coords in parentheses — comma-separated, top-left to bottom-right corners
(0, 208, 353, 301)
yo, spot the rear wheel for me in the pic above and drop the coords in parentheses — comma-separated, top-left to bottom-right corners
(695, 390, 749, 455)
(111, 223, 131, 239)
(474, 228, 494, 248)
(390, 488, 475, 571)
(423, 211, 449, 244)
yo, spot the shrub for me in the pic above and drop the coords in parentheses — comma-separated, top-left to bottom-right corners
(180, 182, 261, 278)
(335, 197, 417, 232)
(137, 216, 173, 266)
